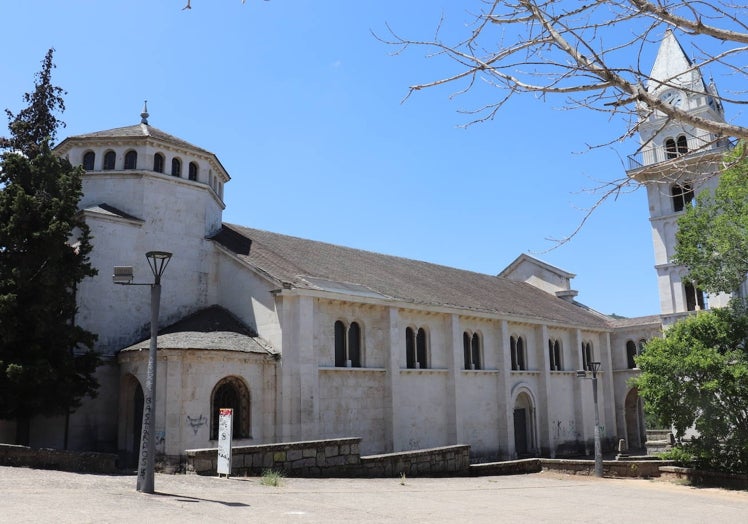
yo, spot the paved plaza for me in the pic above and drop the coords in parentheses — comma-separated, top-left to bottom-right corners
(1, 466, 747, 523)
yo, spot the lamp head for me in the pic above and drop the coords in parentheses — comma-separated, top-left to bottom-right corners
(145, 251, 172, 283)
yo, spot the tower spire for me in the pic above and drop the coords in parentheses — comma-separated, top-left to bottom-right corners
(140, 100, 149, 125)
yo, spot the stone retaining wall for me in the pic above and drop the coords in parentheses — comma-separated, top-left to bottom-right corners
(358, 445, 470, 477)
(186, 438, 361, 477)
(469, 458, 542, 476)
(185, 439, 470, 478)
(541, 458, 672, 478)
(0, 444, 118, 473)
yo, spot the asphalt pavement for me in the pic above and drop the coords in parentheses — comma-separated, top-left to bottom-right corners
(1, 466, 746, 523)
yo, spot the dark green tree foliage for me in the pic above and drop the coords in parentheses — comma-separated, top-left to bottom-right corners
(675, 143, 748, 294)
(2, 50, 66, 158)
(634, 302, 748, 473)
(0, 50, 99, 445)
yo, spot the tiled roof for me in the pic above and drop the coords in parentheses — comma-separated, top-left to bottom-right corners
(68, 124, 214, 156)
(608, 314, 662, 329)
(120, 305, 276, 354)
(83, 203, 142, 222)
(214, 224, 613, 329)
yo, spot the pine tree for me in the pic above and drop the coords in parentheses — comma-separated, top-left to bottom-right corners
(0, 49, 99, 445)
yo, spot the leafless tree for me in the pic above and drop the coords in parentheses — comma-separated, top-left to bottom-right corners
(383, 1, 748, 246)
(385, 1, 747, 140)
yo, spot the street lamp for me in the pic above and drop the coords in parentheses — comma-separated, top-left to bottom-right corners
(113, 251, 172, 494)
(577, 361, 603, 478)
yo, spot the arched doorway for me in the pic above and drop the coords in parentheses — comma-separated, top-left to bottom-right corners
(210, 376, 251, 440)
(513, 392, 536, 457)
(625, 388, 645, 451)
(120, 374, 144, 468)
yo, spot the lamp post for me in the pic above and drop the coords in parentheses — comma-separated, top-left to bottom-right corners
(113, 251, 172, 494)
(577, 361, 603, 478)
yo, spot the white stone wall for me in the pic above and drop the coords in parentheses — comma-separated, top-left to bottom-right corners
(118, 349, 276, 459)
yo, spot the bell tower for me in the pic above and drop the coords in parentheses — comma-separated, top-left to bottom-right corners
(627, 30, 732, 324)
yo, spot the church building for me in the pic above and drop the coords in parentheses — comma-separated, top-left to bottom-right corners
(2, 31, 730, 466)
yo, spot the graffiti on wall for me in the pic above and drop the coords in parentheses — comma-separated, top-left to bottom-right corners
(187, 414, 208, 435)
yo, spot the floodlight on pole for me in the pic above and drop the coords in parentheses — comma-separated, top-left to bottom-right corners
(113, 250, 172, 494)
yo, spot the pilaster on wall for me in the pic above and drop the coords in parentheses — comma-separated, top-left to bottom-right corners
(162, 355, 184, 457)
(384, 307, 401, 452)
(445, 314, 461, 444)
(537, 324, 553, 456)
(601, 332, 617, 439)
(277, 295, 319, 443)
(572, 329, 587, 453)
(498, 320, 514, 458)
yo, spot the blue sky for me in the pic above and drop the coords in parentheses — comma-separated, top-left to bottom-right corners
(2, 1, 743, 318)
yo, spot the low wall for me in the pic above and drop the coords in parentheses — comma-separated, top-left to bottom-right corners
(469, 458, 541, 476)
(186, 438, 361, 477)
(359, 445, 470, 477)
(541, 458, 672, 478)
(0, 444, 118, 473)
(185, 439, 470, 478)
(660, 466, 748, 490)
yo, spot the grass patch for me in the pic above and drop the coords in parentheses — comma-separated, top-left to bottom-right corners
(259, 469, 285, 487)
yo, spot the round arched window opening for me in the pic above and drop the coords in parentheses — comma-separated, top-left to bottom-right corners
(211, 376, 250, 440)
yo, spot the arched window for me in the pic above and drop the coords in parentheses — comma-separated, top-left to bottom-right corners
(511, 336, 526, 371)
(417, 328, 427, 369)
(171, 158, 182, 177)
(334, 320, 363, 367)
(677, 135, 688, 155)
(210, 376, 250, 440)
(82, 151, 95, 170)
(463, 331, 482, 370)
(348, 322, 361, 367)
(124, 150, 138, 170)
(103, 150, 116, 170)
(188, 161, 198, 181)
(626, 340, 637, 369)
(153, 153, 164, 173)
(684, 282, 705, 311)
(406, 327, 428, 369)
(548, 339, 562, 371)
(581, 341, 593, 371)
(672, 183, 694, 212)
(665, 138, 677, 159)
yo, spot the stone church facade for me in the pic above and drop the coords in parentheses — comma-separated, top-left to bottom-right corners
(2, 31, 730, 465)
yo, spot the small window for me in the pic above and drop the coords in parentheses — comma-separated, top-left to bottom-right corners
(103, 151, 116, 170)
(153, 153, 164, 173)
(405, 327, 428, 369)
(626, 340, 637, 369)
(188, 162, 198, 181)
(665, 138, 677, 159)
(171, 158, 182, 177)
(581, 341, 593, 371)
(677, 135, 688, 155)
(124, 150, 137, 170)
(334, 320, 363, 368)
(548, 339, 562, 371)
(210, 376, 250, 440)
(672, 184, 694, 212)
(511, 336, 526, 371)
(82, 151, 95, 170)
(684, 282, 705, 311)
(463, 331, 482, 370)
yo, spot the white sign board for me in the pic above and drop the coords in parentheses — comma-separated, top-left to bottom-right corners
(217, 408, 233, 476)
